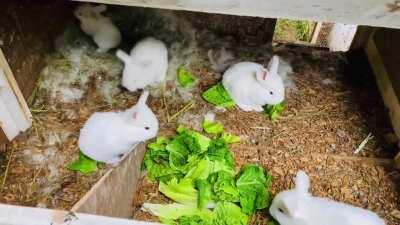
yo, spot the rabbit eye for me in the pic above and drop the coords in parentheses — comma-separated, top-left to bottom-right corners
(145, 127, 150, 130)
(278, 208, 284, 213)
(269, 91, 274, 95)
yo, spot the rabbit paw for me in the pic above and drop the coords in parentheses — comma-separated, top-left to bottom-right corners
(237, 104, 254, 112)
(252, 106, 264, 112)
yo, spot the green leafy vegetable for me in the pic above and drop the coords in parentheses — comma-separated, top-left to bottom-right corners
(142, 202, 248, 225)
(142, 124, 274, 223)
(67, 151, 98, 174)
(203, 120, 224, 135)
(159, 158, 212, 207)
(160, 178, 198, 207)
(144, 137, 184, 182)
(195, 179, 214, 209)
(206, 139, 235, 171)
(208, 171, 239, 202)
(202, 83, 236, 108)
(177, 67, 197, 88)
(176, 215, 212, 225)
(221, 133, 241, 144)
(142, 203, 215, 225)
(214, 202, 249, 225)
(263, 102, 286, 121)
(236, 164, 273, 215)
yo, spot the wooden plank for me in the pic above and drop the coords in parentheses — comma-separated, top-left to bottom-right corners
(0, 49, 32, 141)
(0, 49, 32, 124)
(0, 203, 161, 225)
(75, 0, 400, 29)
(365, 28, 400, 166)
(310, 22, 323, 44)
(350, 26, 375, 50)
(71, 143, 147, 218)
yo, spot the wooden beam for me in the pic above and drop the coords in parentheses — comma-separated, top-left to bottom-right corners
(365, 28, 400, 168)
(310, 22, 323, 44)
(0, 49, 32, 141)
(75, 0, 400, 29)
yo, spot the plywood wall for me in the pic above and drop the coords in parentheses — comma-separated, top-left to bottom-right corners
(0, 0, 75, 145)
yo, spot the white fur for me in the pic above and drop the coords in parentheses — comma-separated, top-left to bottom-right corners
(74, 4, 121, 53)
(116, 37, 168, 92)
(269, 171, 386, 225)
(78, 91, 159, 164)
(222, 56, 285, 112)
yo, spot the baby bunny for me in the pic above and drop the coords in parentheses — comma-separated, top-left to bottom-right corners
(78, 91, 159, 165)
(116, 37, 168, 92)
(270, 171, 386, 225)
(222, 56, 285, 112)
(74, 4, 121, 53)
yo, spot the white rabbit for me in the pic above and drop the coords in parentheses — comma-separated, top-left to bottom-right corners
(269, 171, 386, 225)
(78, 91, 159, 165)
(116, 37, 168, 92)
(74, 4, 121, 53)
(222, 56, 285, 112)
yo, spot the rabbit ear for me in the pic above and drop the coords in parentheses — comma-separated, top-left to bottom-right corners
(94, 4, 107, 13)
(137, 90, 150, 107)
(267, 55, 280, 75)
(255, 68, 268, 82)
(295, 170, 310, 195)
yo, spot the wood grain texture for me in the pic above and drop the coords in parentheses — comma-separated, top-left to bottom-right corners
(75, 0, 400, 29)
(71, 144, 147, 218)
(365, 28, 400, 166)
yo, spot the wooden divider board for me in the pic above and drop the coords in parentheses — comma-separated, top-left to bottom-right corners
(75, 0, 400, 29)
(0, 48, 32, 141)
(71, 143, 147, 218)
(365, 28, 400, 167)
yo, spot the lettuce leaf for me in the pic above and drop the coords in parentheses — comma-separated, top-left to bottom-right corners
(202, 83, 236, 108)
(67, 151, 98, 174)
(177, 67, 197, 88)
(208, 171, 239, 202)
(142, 203, 215, 225)
(142, 202, 248, 225)
(167, 126, 210, 173)
(203, 120, 224, 135)
(160, 178, 198, 207)
(236, 164, 273, 215)
(214, 202, 248, 225)
(195, 179, 214, 209)
(221, 133, 241, 144)
(206, 139, 235, 170)
(144, 137, 184, 182)
(263, 102, 286, 122)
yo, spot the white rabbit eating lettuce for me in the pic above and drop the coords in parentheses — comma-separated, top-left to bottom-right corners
(78, 91, 159, 165)
(222, 55, 285, 112)
(74, 4, 121, 53)
(270, 171, 386, 225)
(116, 37, 168, 92)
